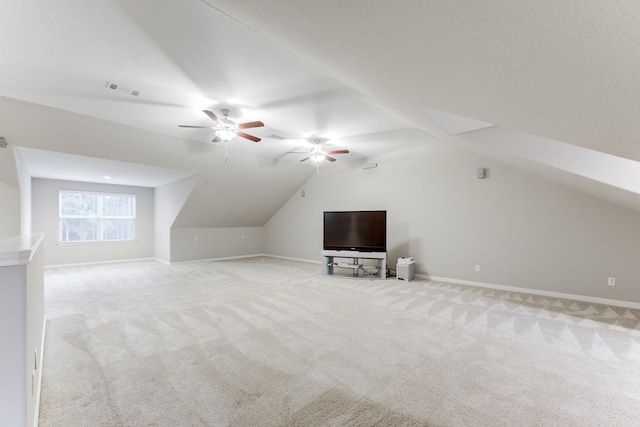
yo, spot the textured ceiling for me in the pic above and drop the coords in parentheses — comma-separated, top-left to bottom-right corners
(2, 0, 640, 224)
(208, 0, 640, 159)
(0, 0, 426, 164)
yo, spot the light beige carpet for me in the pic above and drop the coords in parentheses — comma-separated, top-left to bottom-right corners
(39, 257, 640, 426)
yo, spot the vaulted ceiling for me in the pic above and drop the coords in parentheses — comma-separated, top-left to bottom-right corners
(2, 0, 640, 225)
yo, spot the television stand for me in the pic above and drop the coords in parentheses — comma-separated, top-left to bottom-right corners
(322, 250, 386, 279)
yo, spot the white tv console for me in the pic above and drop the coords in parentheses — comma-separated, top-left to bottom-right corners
(322, 250, 387, 279)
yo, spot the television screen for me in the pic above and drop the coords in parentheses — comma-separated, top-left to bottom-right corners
(323, 210, 386, 252)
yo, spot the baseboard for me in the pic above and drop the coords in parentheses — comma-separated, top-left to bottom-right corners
(421, 274, 640, 310)
(263, 254, 321, 265)
(171, 253, 267, 264)
(33, 315, 46, 427)
(44, 254, 318, 267)
(44, 257, 157, 269)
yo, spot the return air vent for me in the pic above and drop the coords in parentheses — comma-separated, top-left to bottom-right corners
(105, 81, 141, 97)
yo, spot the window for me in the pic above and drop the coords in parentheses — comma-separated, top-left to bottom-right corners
(59, 191, 136, 243)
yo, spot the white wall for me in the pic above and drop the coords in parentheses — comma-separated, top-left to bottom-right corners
(157, 176, 267, 264)
(0, 262, 27, 427)
(154, 175, 198, 263)
(0, 234, 45, 427)
(0, 181, 19, 241)
(0, 145, 21, 241)
(13, 147, 32, 237)
(170, 227, 264, 263)
(32, 179, 154, 266)
(265, 142, 640, 305)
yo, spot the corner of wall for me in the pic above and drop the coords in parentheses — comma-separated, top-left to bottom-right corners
(13, 147, 32, 237)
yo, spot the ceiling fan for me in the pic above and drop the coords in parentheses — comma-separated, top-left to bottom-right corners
(179, 108, 264, 143)
(287, 139, 349, 163)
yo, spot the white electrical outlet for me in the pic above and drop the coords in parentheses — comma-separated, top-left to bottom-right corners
(607, 277, 616, 287)
(475, 265, 481, 272)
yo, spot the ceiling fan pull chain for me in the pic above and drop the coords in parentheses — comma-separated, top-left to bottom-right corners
(225, 142, 229, 163)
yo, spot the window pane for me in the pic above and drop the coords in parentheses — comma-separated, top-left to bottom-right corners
(102, 195, 135, 217)
(60, 218, 97, 242)
(60, 192, 98, 216)
(59, 191, 136, 243)
(103, 219, 135, 241)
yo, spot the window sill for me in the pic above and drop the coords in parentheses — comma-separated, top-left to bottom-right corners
(57, 240, 138, 246)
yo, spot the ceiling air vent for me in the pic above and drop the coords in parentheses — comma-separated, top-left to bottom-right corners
(105, 81, 141, 97)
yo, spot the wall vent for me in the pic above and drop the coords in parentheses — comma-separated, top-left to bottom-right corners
(105, 81, 141, 97)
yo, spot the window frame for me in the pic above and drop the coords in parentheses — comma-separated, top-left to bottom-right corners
(58, 190, 137, 244)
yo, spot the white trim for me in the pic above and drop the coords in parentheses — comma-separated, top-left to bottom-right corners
(263, 254, 321, 264)
(43, 254, 318, 268)
(421, 274, 640, 310)
(0, 234, 45, 267)
(56, 239, 139, 246)
(44, 257, 156, 269)
(33, 316, 46, 427)
(170, 253, 267, 265)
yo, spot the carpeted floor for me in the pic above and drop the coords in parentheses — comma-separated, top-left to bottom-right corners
(39, 257, 640, 426)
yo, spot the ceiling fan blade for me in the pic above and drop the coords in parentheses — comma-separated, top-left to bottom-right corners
(286, 151, 310, 154)
(299, 157, 310, 162)
(237, 121, 264, 129)
(178, 125, 217, 129)
(325, 149, 349, 155)
(325, 155, 337, 162)
(237, 131, 261, 142)
(212, 135, 222, 143)
(202, 110, 219, 122)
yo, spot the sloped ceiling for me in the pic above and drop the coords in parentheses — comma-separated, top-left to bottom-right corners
(2, 0, 640, 225)
(203, 1, 640, 209)
(208, 0, 640, 157)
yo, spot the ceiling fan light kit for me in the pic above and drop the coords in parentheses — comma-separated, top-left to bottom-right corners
(310, 151, 326, 163)
(179, 109, 264, 144)
(288, 138, 350, 165)
(216, 128, 237, 142)
(180, 113, 351, 168)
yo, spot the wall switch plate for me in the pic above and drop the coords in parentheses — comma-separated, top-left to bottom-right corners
(475, 265, 481, 272)
(607, 277, 616, 287)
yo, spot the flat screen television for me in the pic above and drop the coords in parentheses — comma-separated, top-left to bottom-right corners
(323, 210, 387, 252)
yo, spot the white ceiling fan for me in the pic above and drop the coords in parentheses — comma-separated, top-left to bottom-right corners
(179, 108, 264, 143)
(287, 138, 349, 163)
(179, 108, 265, 162)
(287, 138, 350, 175)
